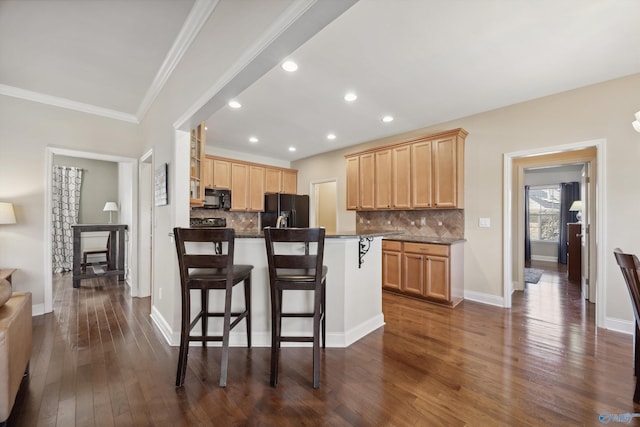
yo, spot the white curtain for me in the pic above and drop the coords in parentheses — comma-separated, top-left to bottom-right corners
(52, 166, 83, 273)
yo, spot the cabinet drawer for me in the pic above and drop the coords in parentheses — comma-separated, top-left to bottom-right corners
(382, 240, 402, 251)
(403, 242, 449, 257)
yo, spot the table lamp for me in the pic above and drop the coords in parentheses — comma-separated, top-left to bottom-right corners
(103, 202, 118, 224)
(569, 200, 582, 222)
(0, 202, 16, 225)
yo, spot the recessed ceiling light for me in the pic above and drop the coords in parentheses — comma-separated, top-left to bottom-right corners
(288, 146, 296, 152)
(228, 100, 242, 109)
(282, 60, 298, 72)
(327, 133, 337, 140)
(344, 92, 357, 102)
(249, 136, 258, 143)
(382, 115, 394, 123)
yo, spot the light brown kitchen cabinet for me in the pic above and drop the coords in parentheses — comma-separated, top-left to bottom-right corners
(359, 153, 375, 210)
(203, 156, 214, 189)
(230, 163, 265, 211)
(382, 240, 402, 291)
(382, 240, 464, 307)
(375, 149, 392, 209)
(189, 123, 205, 206)
(212, 158, 231, 189)
(346, 156, 359, 210)
(411, 140, 432, 208)
(392, 145, 411, 209)
(282, 169, 297, 194)
(345, 128, 466, 211)
(265, 168, 282, 194)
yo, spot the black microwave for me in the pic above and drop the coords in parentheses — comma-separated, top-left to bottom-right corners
(204, 189, 231, 209)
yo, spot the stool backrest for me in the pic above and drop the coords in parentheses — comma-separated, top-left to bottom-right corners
(614, 248, 640, 329)
(174, 227, 235, 282)
(264, 227, 325, 281)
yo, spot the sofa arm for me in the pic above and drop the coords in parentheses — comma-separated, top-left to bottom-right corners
(0, 291, 32, 423)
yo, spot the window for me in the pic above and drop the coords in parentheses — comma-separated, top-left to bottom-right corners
(528, 185, 561, 241)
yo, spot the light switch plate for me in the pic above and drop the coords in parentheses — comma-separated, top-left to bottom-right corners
(479, 217, 491, 228)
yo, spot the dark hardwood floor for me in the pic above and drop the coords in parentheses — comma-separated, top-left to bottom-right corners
(7, 265, 639, 426)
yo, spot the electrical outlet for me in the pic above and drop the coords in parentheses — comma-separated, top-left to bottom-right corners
(410, 221, 415, 225)
(479, 217, 491, 228)
(420, 217, 426, 226)
(359, 217, 363, 223)
(437, 221, 443, 226)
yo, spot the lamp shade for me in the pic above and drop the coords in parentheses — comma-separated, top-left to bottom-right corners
(103, 202, 118, 212)
(569, 200, 582, 212)
(0, 202, 16, 225)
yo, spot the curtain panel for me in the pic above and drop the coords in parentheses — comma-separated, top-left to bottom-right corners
(52, 166, 83, 273)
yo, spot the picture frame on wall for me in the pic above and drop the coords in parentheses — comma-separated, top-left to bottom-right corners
(155, 163, 168, 206)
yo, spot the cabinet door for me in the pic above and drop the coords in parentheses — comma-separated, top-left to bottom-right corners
(249, 166, 265, 211)
(411, 141, 432, 208)
(392, 145, 411, 209)
(432, 136, 457, 208)
(359, 153, 375, 210)
(346, 157, 359, 210)
(402, 252, 425, 297)
(203, 156, 214, 189)
(265, 168, 282, 194)
(375, 150, 392, 209)
(230, 163, 249, 211)
(382, 242, 402, 291)
(282, 170, 297, 194)
(425, 255, 449, 301)
(212, 159, 231, 189)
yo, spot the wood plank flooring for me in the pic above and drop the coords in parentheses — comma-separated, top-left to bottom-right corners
(7, 262, 640, 426)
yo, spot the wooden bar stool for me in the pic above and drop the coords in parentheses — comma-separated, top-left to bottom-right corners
(613, 248, 640, 403)
(264, 227, 327, 388)
(173, 227, 253, 387)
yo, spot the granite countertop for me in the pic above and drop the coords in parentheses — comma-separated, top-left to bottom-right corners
(235, 229, 402, 239)
(383, 234, 466, 245)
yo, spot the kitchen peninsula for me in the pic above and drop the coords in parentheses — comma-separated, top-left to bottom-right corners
(193, 230, 397, 348)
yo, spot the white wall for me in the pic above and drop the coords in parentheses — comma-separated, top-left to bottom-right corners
(0, 95, 141, 310)
(294, 73, 640, 327)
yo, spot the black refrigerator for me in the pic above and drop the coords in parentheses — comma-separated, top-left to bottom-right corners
(261, 193, 309, 228)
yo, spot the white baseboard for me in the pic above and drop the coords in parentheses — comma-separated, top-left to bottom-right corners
(150, 305, 178, 346)
(604, 316, 634, 335)
(464, 290, 505, 307)
(32, 303, 45, 316)
(531, 255, 557, 263)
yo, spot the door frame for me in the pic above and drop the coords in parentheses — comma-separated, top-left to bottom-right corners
(503, 138, 606, 327)
(309, 178, 338, 232)
(138, 149, 153, 299)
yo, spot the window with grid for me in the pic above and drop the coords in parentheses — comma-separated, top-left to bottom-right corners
(528, 185, 561, 241)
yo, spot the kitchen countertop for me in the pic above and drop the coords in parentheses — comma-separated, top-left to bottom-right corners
(235, 229, 402, 239)
(383, 234, 466, 245)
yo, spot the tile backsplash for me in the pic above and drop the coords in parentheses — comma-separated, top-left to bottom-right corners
(190, 209, 260, 232)
(356, 210, 464, 239)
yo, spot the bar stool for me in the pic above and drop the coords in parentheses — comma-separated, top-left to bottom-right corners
(264, 227, 327, 388)
(173, 227, 253, 387)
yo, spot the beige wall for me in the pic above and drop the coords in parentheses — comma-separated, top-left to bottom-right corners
(294, 73, 640, 327)
(0, 95, 141, 310)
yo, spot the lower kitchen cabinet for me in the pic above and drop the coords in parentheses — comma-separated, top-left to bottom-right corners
(382, 239, 464, 307)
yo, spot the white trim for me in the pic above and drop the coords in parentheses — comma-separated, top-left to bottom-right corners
(0, 84, 138, 123)
(32, 303, 45, 317)
(531, 255, 557, 263)
(604, 317, 633, 335)
(503, 138, 606, 327)
(135, 0, 219, 120)
(150, 305, 177, 345)
(341, 313, 385, 347)
(44, 147, 138, 313)
(173, 0, 318, 130)
(464, 290, 505, 307)
(309, 177, 339, 231)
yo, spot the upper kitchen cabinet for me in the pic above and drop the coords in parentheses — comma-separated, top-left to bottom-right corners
(230, 163, 265, 212)
(265, 167, 298, 194)
(345, 128, 467, 211)
(189, 123, 205, 206)
(211, 157, 232, 189)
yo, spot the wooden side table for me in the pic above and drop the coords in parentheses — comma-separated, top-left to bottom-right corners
(0, 269, 16, 286)
(71, 224, 127, 288)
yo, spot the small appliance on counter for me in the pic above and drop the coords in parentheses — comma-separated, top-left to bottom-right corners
(203, 189, 231, 209)
(261, 193, 309, 228)
(190, 217, 227, 228)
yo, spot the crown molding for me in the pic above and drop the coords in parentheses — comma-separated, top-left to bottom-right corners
(0, 84, 139, 123)
(136, 0, 220, 122)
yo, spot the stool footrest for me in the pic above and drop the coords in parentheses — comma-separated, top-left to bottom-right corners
(280, 336, 314, 343)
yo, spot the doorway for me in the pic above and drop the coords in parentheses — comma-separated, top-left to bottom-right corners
(310, 180, 337, 233)
(503, 139, 605, 327)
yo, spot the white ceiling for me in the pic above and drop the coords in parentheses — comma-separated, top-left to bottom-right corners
(2, 0, 640, 161)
